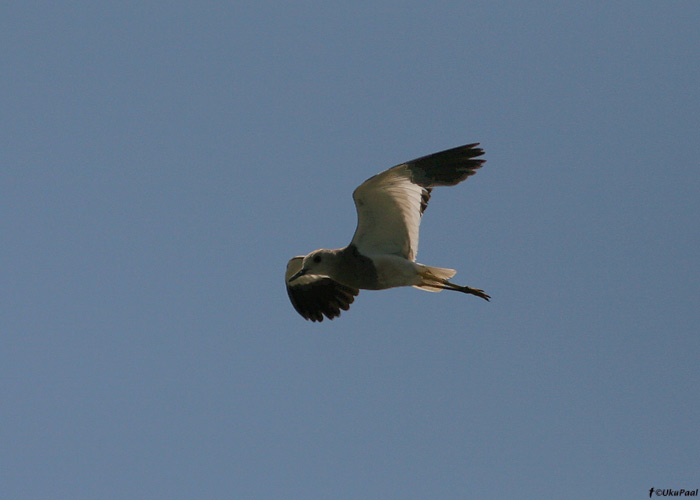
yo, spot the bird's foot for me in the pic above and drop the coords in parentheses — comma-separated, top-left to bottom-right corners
(465, 286, 490, 301)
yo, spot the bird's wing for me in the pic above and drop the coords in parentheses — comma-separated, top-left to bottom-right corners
(350, 143, 485, 261)
(285, 256, 359, 322)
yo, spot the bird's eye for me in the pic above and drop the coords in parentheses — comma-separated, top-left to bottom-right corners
(313, 255, 321, 263)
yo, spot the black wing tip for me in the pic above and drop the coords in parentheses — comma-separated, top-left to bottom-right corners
(425, 142, 485, 159)
(405, 142, 486, 187)
(286, 278, 359, 322)
(449, 142, 484, 155)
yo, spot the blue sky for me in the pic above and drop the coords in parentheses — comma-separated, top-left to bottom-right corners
(2, 2, 699, 498)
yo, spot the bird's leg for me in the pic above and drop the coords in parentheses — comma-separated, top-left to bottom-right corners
(434, 279, 491, 301)
(458, 285, 491, 301)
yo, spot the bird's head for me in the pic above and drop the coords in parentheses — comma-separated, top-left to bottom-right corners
(288, 248, 338, 283)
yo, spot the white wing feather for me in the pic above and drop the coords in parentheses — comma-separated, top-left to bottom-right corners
(350, 165, 427, 261)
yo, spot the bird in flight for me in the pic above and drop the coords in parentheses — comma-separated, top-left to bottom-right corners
(285, 143, 490, 322)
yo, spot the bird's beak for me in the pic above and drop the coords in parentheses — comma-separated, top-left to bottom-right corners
(288, 268, 308, 283)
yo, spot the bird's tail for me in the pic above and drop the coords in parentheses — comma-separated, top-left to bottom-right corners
(412, 265, 457, 292)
